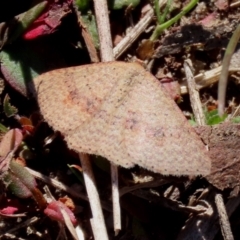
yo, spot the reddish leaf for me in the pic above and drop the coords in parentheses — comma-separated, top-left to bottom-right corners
(0, 206, 18, 215)
(0, 129, 23, 157)
(23, 0, 73, 40)
(4, 171, 32, 198)
(3, 160, 37, 199)
(44, 201, 77, 225)
(9, 160, 37, 190)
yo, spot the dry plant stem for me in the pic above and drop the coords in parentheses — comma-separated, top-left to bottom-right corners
(93, 0, 113, 61)
(75, 225, 85, 240)
(27, 167, 112, 211)
(215, 194, 234, 240)
(26, 167, 87, 201)
(79, 153, 109, 240)
(93, 0, 121, 234)
(218, 24, 240, 116)
(132, 189, 208, 214)
(120, 178, 171, 196)
(113, 8, 154, 59)
(180, 67, 240, 95)
(60, 204, 79, 240)
(184, 60, 205, 125)
(111, 163, 121, 234)
(230, 1, 240, 8)
(73, 4, 99, 63)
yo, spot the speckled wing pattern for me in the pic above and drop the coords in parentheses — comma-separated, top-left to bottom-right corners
(34, 62, 211, 176)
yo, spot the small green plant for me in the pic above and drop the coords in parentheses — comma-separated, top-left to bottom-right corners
(205, 109, 227, 125)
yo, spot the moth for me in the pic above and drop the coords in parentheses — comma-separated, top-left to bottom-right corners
(34, 62, 211, 176)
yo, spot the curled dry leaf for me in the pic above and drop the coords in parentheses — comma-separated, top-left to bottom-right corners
(0, 129, 22, 158)
(0, 129, 23, 173)
(33, 62, 211, 176)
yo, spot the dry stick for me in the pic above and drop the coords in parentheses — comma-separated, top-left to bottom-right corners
(180, 66, 240, 95)
(113, 8, 154, 59)
(93, 0, 121, 235)
(230, 1, 240, 8)
(215, 194, 234, 240)
(26, 167, 87, 200)
(93, 0, 113, 61)
(79, 153, 109, 240)
(184, 59, 205, 126)
(111, 163, 121, 235)
(184, 60, 234, 239)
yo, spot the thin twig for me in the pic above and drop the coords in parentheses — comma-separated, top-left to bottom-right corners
(93, 0, 113, 61)
(26, 166, 112, 211)
(111, 163, 121, 235)
(26, 167, 87, 201)
(79, 153, 108, 240)
(180, 66, 240, 95)
(113, 8, 154, 59)
(60, 204, 79, 240)
(215, 193, 234, 240)
(0, 217, 39, 237)
(230, 1, 240, 9)
(93, 0, 121, 235)
(184, 59, 205, 125)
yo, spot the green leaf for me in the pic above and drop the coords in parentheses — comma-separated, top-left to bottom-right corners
(231, 116, 240, 123)
(82, 14, 100, 49)
(75, 0, 91, 13)
(189, 119, 197, 126)
(8, 1, 48, 44)
(3, 171, 32, 198)
(0, 38, 66, 96)
(205, 109, 227, 125)
(109, 0, 140, 9)
(3, 94, 18, 118)
(0, 123, 8, 133)
(10, 160, 37, 190)
(3, 160, 37, 198)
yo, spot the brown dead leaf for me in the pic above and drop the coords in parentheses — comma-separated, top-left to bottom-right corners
(33, 62, 211, 176)
(195, 123, 240, 193)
